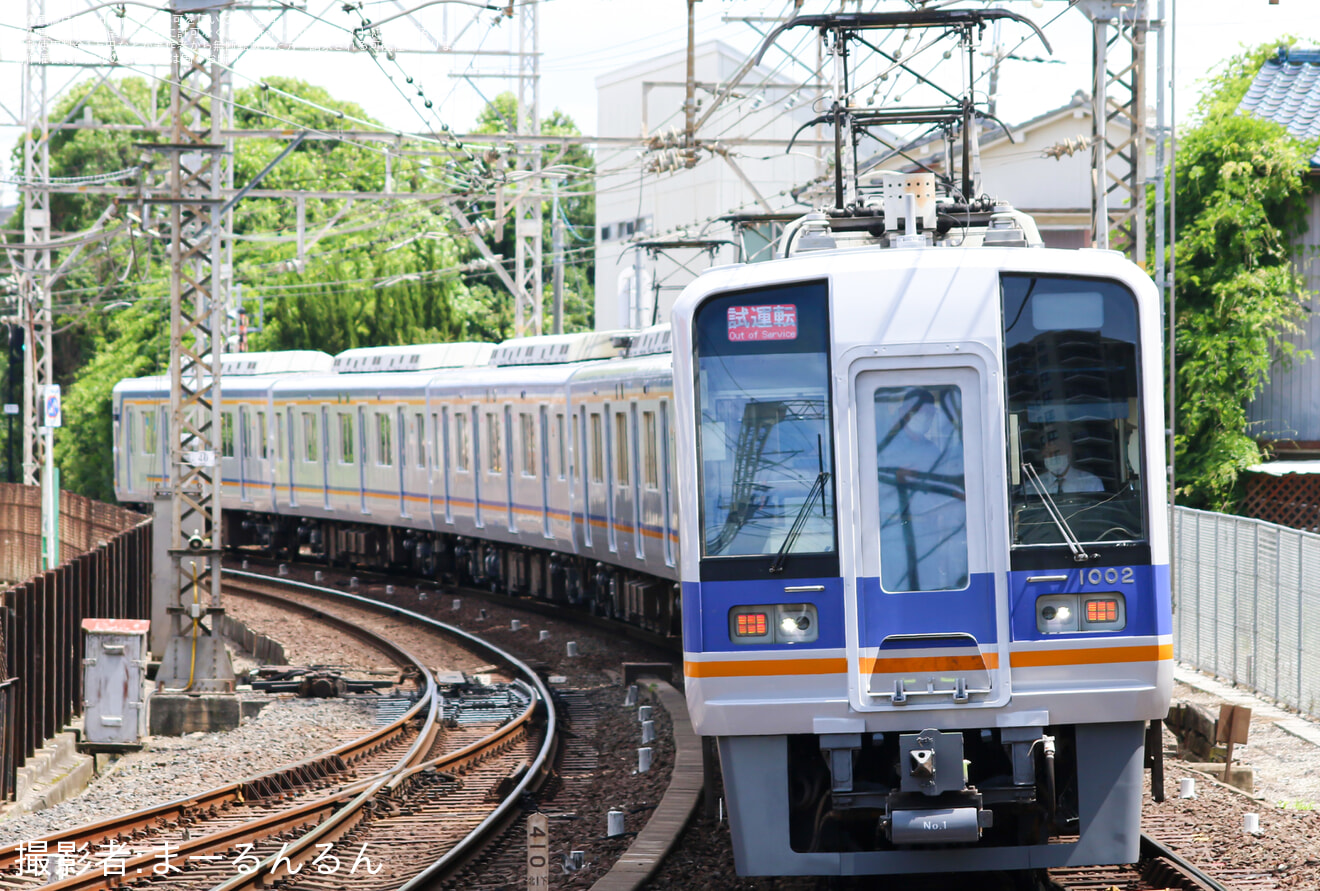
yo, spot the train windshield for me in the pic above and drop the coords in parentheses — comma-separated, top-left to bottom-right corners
(1002, 275, 1146, 559)
(694, 281, 837, 574)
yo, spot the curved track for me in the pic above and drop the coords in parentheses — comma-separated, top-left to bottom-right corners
(0, 573, 557, 891)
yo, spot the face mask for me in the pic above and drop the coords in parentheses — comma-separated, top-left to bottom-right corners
(1043, 454, 1068, 476)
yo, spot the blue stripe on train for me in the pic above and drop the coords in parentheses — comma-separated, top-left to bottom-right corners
(683, 577, 846, 654)
(1008, 564, 1170, 641)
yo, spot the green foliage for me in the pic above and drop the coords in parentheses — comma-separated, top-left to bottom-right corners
(1169, 44, 1318, 509)
(4, 78, 597, 501)
(56, 304, 169, 501)
(472, 91, 596, 332)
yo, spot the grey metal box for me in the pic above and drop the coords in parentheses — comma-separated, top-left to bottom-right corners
(81, 618, 150, 746)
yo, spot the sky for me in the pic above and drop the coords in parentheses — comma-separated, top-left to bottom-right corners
(0, 0, 1315, 208)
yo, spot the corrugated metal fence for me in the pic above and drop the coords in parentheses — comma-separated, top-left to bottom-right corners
(1174, 505, 1320, 716)
(0, 483, 149, 802)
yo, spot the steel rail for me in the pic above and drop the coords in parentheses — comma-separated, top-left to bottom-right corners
(0, 604, 430, 878)
(214, 570, 559, 891)
(7, 610, 439, 891)
(1139, 832, 1234, 891)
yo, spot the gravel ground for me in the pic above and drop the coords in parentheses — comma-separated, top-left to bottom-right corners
(0, 697, 377, 846)
(16, 553, 1320, 891)
(1168, 672, 1320, 807)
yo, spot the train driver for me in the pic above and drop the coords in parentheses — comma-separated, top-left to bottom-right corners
(1040, 437, 1103, 495)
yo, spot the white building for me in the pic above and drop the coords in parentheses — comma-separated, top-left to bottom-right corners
(594, 44, 1110, 330)
(593, 40, 824, 330)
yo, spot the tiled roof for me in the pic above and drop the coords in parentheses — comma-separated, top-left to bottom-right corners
(1239, 46, 1320, 167)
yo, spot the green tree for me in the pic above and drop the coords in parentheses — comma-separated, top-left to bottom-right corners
(6, 76, 482, 500)
(1169, 43, 1318, 509)
(472, 92, 596, 332)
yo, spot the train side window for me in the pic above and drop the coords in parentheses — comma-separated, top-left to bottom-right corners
(556, 412, 566, 480)
(643, 410, 658, 489)
(142, 411, 156, 455)
(521, 412, 536, 477)
(221, 412, 235, 458)
(590, 412, 604, 483)
(302, 411, 319, 463)
(487, 412, 503, 474)
(415, 412, 425, 468)
(258, 411, 268, 459)
(339, 412, 354, 463)
(431, 412, 440, 469)
(376, 413, 393, 466)
(241, 410, 252, 458)
(276, 412, 285, 460)
(456, 411, 470, 471)
(571, 412, 580, 481)
(615, 412, 629, 485)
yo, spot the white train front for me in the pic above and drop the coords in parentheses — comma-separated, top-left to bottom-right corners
(672, 240, 1169, 875)
(114, 202, 1170, 878)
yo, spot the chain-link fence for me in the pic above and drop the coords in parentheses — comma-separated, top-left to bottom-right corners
(1174, 506, 1320, 716)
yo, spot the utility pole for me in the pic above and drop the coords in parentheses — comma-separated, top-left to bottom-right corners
(148, 4, 234, 693)
(514, 0, 542, 337)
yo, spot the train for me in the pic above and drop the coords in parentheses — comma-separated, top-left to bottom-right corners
(114, 173, 1170, 879)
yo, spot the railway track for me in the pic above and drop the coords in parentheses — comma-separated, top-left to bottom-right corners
(3, 558, 1294, 890)
(0, 572, 557, 890)
(1045, 830, 1282, 891)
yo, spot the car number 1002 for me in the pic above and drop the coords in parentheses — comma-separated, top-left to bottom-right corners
(1081, 567, 1135, 586)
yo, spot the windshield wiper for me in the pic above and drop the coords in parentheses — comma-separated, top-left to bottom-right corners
(770, 471, 830, 574)
(1021, 462, 1095, 562)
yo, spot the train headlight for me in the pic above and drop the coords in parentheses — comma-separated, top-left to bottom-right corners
(729, 603, 819, 645)
(775, 604, 817, 644)
(1036, 594, 1126, 633)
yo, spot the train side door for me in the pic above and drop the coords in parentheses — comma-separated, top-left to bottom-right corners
(503, 405, 515, 532)
(238, 405, 250, 503)
(356, 405, 369, 514)
(539, 405, 551, 538)
(396, 405, 409, 519)
(285, 405, 298, 508)
(851, 364, 1009, 711)
(320, 404, 332, 510)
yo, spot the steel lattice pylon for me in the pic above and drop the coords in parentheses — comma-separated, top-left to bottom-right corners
(1080, 0, 1149, 258)
(19, 0, 51, 492)
(149, 8, 234, 691)
(514, 0, 543, 337)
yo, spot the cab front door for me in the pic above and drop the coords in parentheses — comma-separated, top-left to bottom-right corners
(851, 362, 1009, 711)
